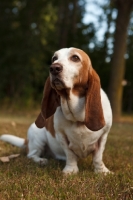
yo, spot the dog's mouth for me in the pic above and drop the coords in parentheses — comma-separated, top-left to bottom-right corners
(52, 78, 65, 90)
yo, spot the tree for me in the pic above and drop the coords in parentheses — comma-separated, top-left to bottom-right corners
(108, 0, 133, 120)
(124, 12, 133, 113)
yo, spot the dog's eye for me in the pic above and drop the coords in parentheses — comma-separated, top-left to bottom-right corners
(71, 55, 80, 62)
(52, 56, 58, 63)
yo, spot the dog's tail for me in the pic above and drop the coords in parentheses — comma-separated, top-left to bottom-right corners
(0, 134, 26, 148)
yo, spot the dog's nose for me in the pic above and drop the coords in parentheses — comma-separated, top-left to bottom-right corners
(50, 64, 63, 75)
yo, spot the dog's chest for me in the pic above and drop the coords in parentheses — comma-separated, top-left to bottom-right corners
(54, 108, 104, 158)
(65, 124, 102, 158)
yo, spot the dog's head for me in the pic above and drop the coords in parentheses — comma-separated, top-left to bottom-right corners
(35, 47, 105, 131)
(50, 48, 90, 92)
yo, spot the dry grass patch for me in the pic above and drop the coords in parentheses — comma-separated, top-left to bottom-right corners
(0, 112, 133, 199)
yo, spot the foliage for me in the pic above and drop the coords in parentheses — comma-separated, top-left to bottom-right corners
(0, 0, 93, 104)
(0, 0, 133, 114)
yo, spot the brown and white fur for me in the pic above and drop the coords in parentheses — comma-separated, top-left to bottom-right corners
(0, 48, 112, 174)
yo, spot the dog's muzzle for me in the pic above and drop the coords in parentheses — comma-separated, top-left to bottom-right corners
(50, 64, 65, 90)
(50, 64, 63, 76)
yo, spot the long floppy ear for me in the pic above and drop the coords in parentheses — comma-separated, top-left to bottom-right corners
(85, 69, 105, 131)
(35, 77, 60, 128)
(35, 113, 46, 128)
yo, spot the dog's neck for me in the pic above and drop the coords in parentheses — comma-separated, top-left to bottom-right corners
(60, 89, 85, 122)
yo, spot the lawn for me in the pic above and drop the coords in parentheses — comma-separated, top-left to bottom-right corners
(0, 110, 133, 200)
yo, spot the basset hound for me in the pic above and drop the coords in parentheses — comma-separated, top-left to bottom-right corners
(0, 48, 112, 174)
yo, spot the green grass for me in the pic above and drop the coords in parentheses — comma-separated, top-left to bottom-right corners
(0, 112, 133, 200)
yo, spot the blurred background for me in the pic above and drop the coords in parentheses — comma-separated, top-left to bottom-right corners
(0, 0, 133, 121)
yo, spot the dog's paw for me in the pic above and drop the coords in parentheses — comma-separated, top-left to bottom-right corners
(31, 155, 48, 166)
(39, 158, 48, 166)
(62, 165, 79, 174)
(94, 166, 113, 175)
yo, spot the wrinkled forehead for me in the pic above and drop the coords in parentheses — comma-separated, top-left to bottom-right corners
(53, 47, 91, 64)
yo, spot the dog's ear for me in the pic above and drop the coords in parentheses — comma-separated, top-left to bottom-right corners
(35, 113, 46, 128)
(85, 69, 105, 131)
(35, 77, 60, 128)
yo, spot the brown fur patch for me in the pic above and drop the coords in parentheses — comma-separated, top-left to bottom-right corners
(70, 48, 92, 97)
(85, 69, 105, 131)
(55, 88, 70, 100)
(45, 115, 55, 138)
(35, 77, 60, 128)
(35, 113, 45, 128)
(41, 77, 60, 119)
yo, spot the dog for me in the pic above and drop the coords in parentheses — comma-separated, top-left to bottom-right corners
(0, 47, 112, 174)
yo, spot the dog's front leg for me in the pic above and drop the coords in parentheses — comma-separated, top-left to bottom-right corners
(58, 134, 79, 174)
(63, 149, 79, 174)
(92, 131, 111, 174)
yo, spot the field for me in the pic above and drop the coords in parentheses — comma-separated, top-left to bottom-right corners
(0, 110, 133, 200)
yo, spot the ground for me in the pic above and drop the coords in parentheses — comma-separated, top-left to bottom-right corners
(0, 110, 133, 200)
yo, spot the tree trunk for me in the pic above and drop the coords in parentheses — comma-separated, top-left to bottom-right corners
(58, 0, 70, 48)
(108, 0, 133, 120)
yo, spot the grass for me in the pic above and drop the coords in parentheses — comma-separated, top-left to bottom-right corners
(0, 110, 133, 200)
